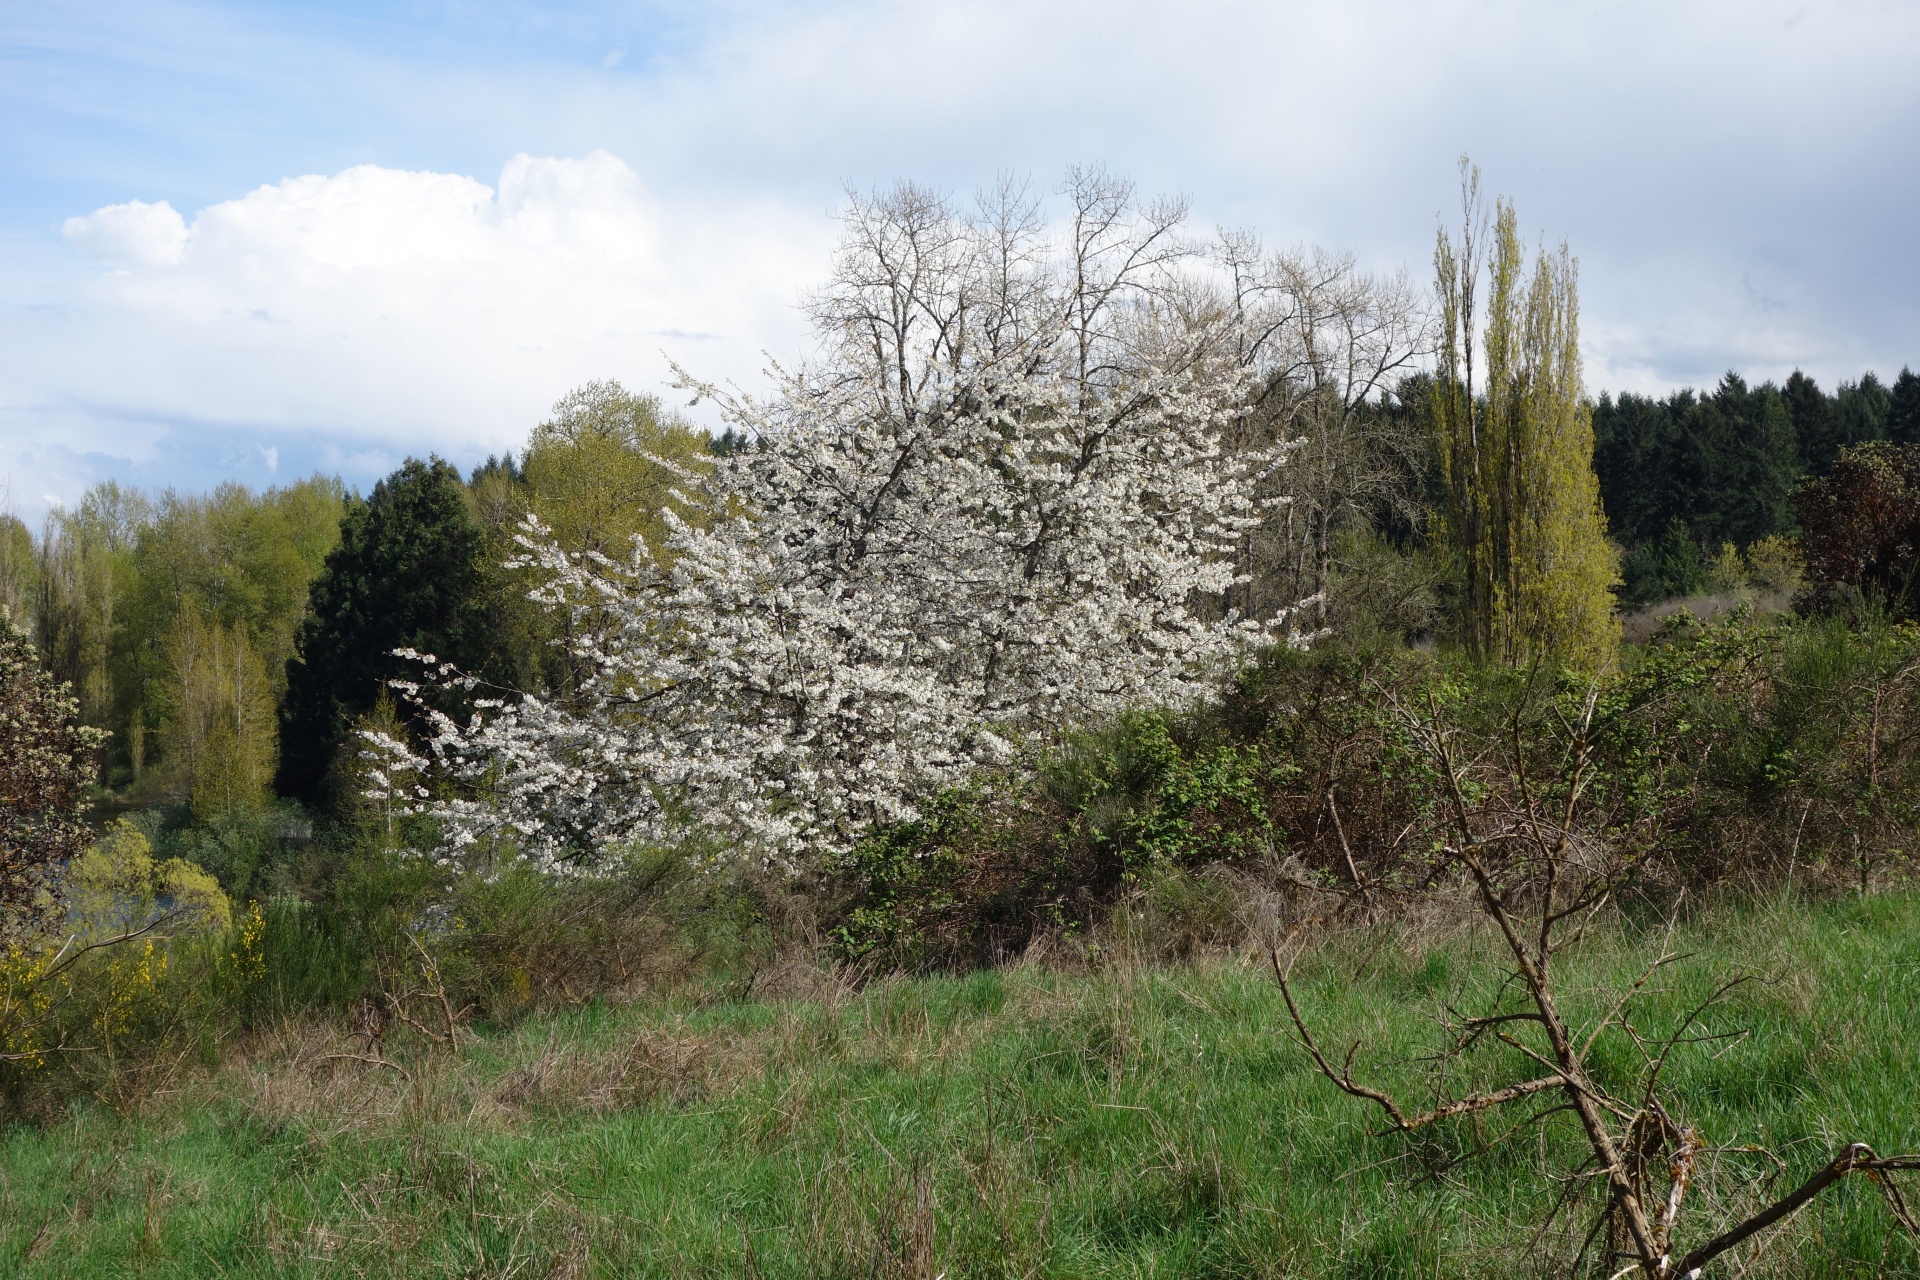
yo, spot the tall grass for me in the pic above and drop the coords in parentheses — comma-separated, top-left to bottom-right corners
(2, 890, 1915, 1278)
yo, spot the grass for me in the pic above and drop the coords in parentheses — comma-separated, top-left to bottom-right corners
(2, 891, 1917, 1278)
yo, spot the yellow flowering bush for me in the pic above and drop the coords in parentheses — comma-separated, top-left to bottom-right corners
(0, 944, 54, 1073)
(219, 901, 267, 996)
(95, 938, 169, 1044)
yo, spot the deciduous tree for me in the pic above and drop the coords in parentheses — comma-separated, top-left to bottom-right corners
(1431, 161, 1617, 669)
(0, 609, 104, 937)
(1794, 441, 1920, 618)
(376, 171, 1318, 870)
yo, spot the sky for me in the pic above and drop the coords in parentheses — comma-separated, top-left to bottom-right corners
(3, 0, 1917, 521)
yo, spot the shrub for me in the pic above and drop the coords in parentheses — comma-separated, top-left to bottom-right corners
(832, 614, 1920, 969)
(830, 712, 1276, 968)
(1794, 440, 1920, 618)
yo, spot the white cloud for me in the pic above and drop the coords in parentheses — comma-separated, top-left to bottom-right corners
(7, 153, 825, 500)
(6, 0, 1919, 518)
(62, 199, 189, 268)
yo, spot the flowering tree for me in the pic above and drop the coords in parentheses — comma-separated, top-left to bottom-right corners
(1, 609, 105, 937)
(375, 171, 1323, 871)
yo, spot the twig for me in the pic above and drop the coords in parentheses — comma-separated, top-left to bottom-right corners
(319, 1052, 414, 1085)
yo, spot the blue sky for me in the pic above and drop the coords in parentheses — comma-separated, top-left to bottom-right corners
(4, 0, 1918, 519)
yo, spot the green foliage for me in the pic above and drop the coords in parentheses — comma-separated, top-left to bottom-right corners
(519, 381, 710, 564)
(0, 515, 33, 629)
(276, 458, 492, 809)
(1743, 532, 1808, 596)
(1892, 367, 1920, 446)
(832, 712, 1274, 967)
(1621, 516, 1708, 605)
(0, 889, 267, 1116)
(1594, 373, 1801, 559)
(1782, 368, 1895, 478)
(835, 610, 1920, 968)
(435, 847, 764, 1022)
(31, 482, 147, 734)
(1431, 169, 1617, 670)
(66, 819, 231, 941)
(467, 382, 714, 696)
(165, 803, 303, 899)
(26, 476, 343, 794)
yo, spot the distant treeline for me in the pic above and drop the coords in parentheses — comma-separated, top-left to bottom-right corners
(1595, 367, 1920, 603)
(0, 382, 707, 851)
(4, 363, 1917, 832)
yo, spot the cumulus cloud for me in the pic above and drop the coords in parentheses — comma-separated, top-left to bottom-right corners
(6, 0, 1918, 518)
(62, 199, 189, 267)
(7, 153, 823, 506)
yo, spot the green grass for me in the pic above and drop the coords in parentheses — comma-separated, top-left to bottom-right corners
(3, 892, 1918, 1278)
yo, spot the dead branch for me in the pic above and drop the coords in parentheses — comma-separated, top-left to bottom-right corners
(1672, 1145, 1920, 1277)
(1324, 786, 1374, 916)
(1270, 934, 1565, 1134)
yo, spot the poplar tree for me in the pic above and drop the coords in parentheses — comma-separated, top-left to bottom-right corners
(1431, 161, 1618, 670)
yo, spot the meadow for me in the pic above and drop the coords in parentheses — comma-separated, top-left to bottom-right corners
(3, 889, 1915, 1279)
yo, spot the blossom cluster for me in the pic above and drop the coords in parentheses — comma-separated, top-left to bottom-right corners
(369, 177, 1323, 871)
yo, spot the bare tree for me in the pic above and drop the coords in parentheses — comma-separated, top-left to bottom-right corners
(1212, 236, 1431, 627)
(1272, 679, 1920, 1277)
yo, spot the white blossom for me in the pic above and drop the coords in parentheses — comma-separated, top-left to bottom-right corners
(377, 172, 1323, 872)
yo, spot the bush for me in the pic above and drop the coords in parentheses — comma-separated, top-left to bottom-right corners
(1622, 518, 1708, 605)
(830, 711, 1276, 968)
(832, 615, 1920, 969)
(1794, 440, 1920, 618)
(435, 847, 765, 1021)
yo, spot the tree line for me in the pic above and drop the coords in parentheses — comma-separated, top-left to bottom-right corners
(2, 162, 1917, 884)
(1595, 366, 1920, 603)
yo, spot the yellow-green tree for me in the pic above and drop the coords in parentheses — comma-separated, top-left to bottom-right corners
(67, 819, 230, 941)
(479, 381, 713, 693)
(159, 608, 277, 820)
(521, 381, 709, 560)
(0, 516, 34, 628)
(1432, 163, 1618, 671)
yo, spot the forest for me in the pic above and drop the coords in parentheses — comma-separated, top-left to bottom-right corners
(4, 169, 1920, 1277)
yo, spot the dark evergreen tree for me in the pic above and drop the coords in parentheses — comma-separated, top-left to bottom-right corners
(1681, 373, 1799, 549)
(1785, 369, 1843, 475)
(1892, 368, 1920, 446)
(276, 458, 492, 808)
(1593, 390, 1682, 547)
(1593, 373, 1798, 562)
(1621, 517, 1708, 605)
(1836, 372, 1893, 454)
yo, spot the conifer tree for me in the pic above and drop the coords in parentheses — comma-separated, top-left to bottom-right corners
(1886, 367, 1920, 446)
(276, 458, 490, 809)
(1431, 161, 1618, 670)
